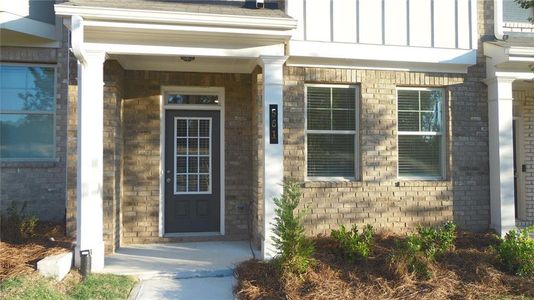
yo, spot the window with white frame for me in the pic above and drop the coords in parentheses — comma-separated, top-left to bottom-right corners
(0, 65, 56, 159)
(397, 88, 445, 179)
(306, 85, 359, 179)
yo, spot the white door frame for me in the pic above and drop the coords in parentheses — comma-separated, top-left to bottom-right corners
(159, 86, 225, 237)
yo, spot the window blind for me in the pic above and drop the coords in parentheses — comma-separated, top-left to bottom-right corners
(397, 89, 444, 178)
(306, 86, 357, 178)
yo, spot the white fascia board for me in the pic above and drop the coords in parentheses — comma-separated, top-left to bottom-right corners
(288, 41, 477, 72)
(84, 42, 285, 58)
(54, 4, 297, 31)
(286, 57, 470, 74)
(0, 11, 56, 40)
(493, 71, 534, 80)
(508, 47, 534, 57)
(83, 20, 293, 43)
(484, 42, 534, 65)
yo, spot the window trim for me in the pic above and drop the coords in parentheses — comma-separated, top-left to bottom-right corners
(304, 83, 360, 181)
(0, 63, 58, 161)
(396, 87, 447, 181)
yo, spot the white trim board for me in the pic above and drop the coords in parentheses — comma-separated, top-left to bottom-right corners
(159, 86, 225, 237)
(287, 40, 477, 73)
(55, 4, 297, 30)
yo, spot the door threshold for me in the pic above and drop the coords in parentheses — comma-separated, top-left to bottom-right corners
(164, 232, 222, 238)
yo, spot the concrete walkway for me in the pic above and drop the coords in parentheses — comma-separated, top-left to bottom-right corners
(101, 241, 253, 300)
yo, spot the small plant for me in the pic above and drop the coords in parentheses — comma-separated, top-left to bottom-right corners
(391, 221, 457, 279)
(272, 180, 315, 274)
(331, 224, 374, 262)
(1, 201, 39, 243)
(416, 221, 457, 260)
(495, 226, 534, 277)
(20, 215, 39, 239)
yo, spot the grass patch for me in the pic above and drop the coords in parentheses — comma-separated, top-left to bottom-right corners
(0, 272, 136, 300)
(69, 274, 137, 300)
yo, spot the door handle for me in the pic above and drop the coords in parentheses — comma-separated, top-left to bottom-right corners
(166, 178, 171, 183)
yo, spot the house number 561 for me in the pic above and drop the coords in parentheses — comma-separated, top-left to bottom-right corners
(269, 104, 278, 144)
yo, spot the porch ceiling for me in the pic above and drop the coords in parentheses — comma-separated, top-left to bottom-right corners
(110, 54, 259, 73)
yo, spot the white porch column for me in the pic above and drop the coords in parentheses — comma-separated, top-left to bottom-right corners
(75, 51, 106, 271)
(260, 55, 287, 259)
(487, 76, 516, 235)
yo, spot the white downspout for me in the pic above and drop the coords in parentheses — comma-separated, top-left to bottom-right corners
(71, 15, 87, 65)
(494, 0, 505, 40)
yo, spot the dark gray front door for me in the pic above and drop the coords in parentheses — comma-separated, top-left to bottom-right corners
(165, 110, 221, 233)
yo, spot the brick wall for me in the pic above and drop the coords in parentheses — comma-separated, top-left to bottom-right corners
(120, 71, 253, 244)
(283, 67, 490, 235)
(0, 41, 69, 222)
(515, 88, 534, 226)
(251, 67, 264, 249)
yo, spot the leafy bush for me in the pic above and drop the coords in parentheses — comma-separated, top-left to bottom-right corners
(391, 221, 457, 279)
(495, 226, 534, 277)
(272, 180, 315, 274)
(331, 224, 374, 262)
(416, 221, 457, 260)
(1, 202, 39, 243)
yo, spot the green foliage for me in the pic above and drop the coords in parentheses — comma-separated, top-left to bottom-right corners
(0, 274, 136, 300)
(415, 221, 457, 260)
(331, 224, 374, 262)
(514, 0, 534, 22)
(272, 180, 315, 274)
(1, 202, 39, 243)
(0, 276, 67, 300)
(69, 274, 137, 300)
(391, 221, 457, 279)
(495, 226, 534, 277)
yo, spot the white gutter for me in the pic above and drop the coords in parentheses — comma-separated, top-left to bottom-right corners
(71, 15, 87, 65)
(55, 4, 297, 31)
(494, 0, 505, 40)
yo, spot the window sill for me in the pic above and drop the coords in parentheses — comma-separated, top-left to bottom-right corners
(302, 179, 451, 189)
(395, 179, 451, 187)
(303, 180, 363, 188)
(0, 159, 60, 168)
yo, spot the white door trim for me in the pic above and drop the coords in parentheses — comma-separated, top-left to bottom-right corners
(159, 86, 225, 237)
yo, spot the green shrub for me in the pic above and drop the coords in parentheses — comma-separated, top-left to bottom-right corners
(331, 224, 374, 262)
(272, 180, 315, 274)
(495, 226, 534, 277)
(1, 202, 39, 243)
(416, 221, 457, 260)
(391, 221, 457, 279)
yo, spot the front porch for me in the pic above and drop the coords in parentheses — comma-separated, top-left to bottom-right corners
(56, 2, 297, 270)
(484, 40, 534, 234)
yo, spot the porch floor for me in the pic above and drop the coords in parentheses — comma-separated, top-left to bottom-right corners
(101, 241, 253, 300)
(102, 241, 253, 279)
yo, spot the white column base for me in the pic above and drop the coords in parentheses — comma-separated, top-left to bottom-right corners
(74, 242, 105, 272)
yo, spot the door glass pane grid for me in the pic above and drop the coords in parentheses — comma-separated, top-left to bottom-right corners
(174, 117, 211, 194)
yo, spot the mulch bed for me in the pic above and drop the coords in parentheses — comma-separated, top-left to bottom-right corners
(235, 232, 534, 300)
(0, 222, 73, 281)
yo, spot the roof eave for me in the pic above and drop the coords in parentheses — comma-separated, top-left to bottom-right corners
(54, 3, 297, 31)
